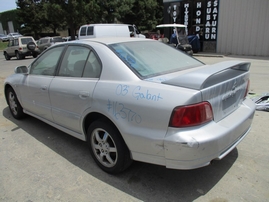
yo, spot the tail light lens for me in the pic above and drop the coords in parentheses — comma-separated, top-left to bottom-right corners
(244, 79, 250, 98)
(169, 102, 213, 128)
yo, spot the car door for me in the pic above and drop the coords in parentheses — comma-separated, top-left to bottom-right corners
(6, 39, 16, 56)
(37, 38, 45, 52)
(19, 46, 65, 121)
(49, 45, 101, 133)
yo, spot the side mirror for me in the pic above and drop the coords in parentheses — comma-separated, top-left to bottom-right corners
(14, 66, 28, 74)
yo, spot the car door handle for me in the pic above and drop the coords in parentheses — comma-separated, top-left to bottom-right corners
(79, 91, 90, 99)
(41, 85, 48, 91)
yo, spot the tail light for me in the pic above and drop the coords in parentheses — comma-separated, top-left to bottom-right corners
(244, 79, 250, 98)
(169, 102, 213, 128)
(19, 47, 22, 50)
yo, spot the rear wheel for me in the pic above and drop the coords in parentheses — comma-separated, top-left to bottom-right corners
(6, 87, 25, 119)
(87, 120, 132, 174)
(4, 52, 10, 60)
(16, 51, 22, 60)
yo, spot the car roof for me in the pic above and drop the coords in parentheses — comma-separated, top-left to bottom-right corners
(156, 24, 187, 28)
(18, 36, 34, 38)
(8, 36, 34, 40)
(80, 23, 132, 27)
(41, 36, 62, 38)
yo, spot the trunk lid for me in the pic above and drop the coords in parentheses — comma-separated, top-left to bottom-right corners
(162, 61, 250, 122)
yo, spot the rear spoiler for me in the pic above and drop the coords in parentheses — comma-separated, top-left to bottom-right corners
(162, 61, 250, 90)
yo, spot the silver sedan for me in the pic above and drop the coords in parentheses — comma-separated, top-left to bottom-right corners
(4, 37, 256, 174)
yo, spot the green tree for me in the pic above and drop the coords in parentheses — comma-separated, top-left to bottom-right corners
(43, 0, 66, 34)
(84, 0, 101, 24)
(121, 0, 163, 31)
(16, 0, 44, 38)
(96, 0, 135, 23)
(61, 0, 91, 40)
(15, 0, 164, 38)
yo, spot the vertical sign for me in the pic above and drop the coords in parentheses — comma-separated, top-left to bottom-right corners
(204, 0, 219, 41)
(194, 1, 203, 35)
(168, 3, 180, 23)
(183, 2, 190, 27)
(163, 0, 219, 52)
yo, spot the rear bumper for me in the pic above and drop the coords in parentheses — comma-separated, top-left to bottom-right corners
(19, 49, 40, 56)
(163, 98, 256, 169)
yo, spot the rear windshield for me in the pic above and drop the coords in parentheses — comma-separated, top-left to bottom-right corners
(21, 38, 34, 44)
(109, 41, 203, 78)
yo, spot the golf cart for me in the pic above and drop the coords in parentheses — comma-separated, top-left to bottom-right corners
(156, 24, 193, 56)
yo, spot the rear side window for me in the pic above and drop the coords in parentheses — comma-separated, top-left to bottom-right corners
(41, 39, 49, 43)
(51, 38, 64, 43)
(14, 39, 19, 46)
(87, 27, 94, 36)
(57, 45, 100, 78)
(80, 27, 87, 36)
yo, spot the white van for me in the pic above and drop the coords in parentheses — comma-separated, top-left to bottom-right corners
(78, 24, 145, 39)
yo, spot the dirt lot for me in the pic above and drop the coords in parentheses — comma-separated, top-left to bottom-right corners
(0, 53, 268, 202)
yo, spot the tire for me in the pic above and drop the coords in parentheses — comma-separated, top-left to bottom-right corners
(4, 52, 10, 60)
(187, 50, 193, 56)
(32, 53, 38, 58)
(6, 87, 25, 119)
(27, 42, 36, 51)
(16, 51, 22, 60)
(87, 120, 132, 174)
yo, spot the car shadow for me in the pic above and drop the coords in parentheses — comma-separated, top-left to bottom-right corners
(3, 107, 238, 202)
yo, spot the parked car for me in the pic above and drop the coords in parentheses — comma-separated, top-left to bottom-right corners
(0, 34, 9, 42)
(3, 36, 40, 60)
(36, 36, 64, 53)
(4, 37, 255, 174)
(62, 36, 78, 41)
(78, 24, 145, 39)
(7, 32, 22, 40)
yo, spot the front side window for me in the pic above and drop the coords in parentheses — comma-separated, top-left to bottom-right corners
(30, 46, 64, 76)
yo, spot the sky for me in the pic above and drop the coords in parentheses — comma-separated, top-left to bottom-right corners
(0, 0, 17, 13)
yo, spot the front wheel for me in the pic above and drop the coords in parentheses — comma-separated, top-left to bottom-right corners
(6, 87, 25, 119)
(87, 120, 132, 174)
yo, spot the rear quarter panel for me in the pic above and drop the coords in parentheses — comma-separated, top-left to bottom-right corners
(90, 43, 202, 157)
